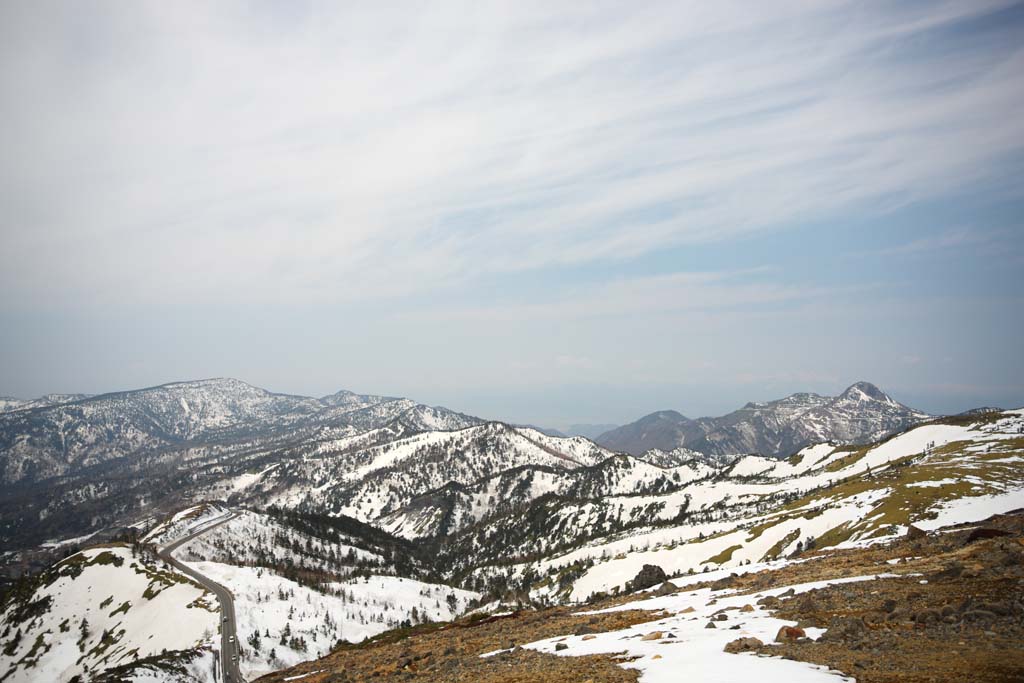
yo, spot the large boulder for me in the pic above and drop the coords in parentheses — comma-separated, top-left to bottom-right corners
(626, 564, 669, 592)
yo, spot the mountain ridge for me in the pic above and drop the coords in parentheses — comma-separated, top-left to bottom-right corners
(596, 381, 929, 458)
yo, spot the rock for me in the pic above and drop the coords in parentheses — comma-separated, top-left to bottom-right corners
(931, 562, 964, 581)
(906, 525, 927, 540)
(715, 613, 728, 621)
(964, 528, 1012, 544)
(741, 604, 755, 612)
(582, 635, 596, 641)
(711, 574, 737, 590)
(821, 616, 866, 642)
(680, 606, 696, 613)
(780, 588, 796, 597)
(641, 631, 664, 641)
(797, 595, 819, 613)
(724, 637, 763, 653)
(758, 595, 781, 609)
(555, 643, 568, 651)
(962, 609, 998, 623)
(627, 564, 669, 592)
(977, 602, 1011, 616)
(881, 598, 898, 613)
(886, 608, 909, 622)
(653, 581, 679, 596)
(705, 621, 716, 629)
(913, 609, 941, 624)
(776, 625, 806, 642)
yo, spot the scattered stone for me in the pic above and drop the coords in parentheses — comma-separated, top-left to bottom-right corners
(705, 621, 716, 629)
(715, 613, 728, 621)
(906, 525, 927, 540)
(820, 616, 866, 643)
(724, 637, 763, 653)
(962, 609, 998, 623)
(555, 643, 568, 651)
(797, 595, 820, 613)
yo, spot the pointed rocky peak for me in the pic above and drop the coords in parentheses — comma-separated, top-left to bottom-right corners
(838, 381, 890, 403)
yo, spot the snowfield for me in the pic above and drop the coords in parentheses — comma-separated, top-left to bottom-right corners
(508, 573, 906, 683)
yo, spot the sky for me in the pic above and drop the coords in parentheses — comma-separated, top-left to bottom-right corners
(1, 1, 1023, 429)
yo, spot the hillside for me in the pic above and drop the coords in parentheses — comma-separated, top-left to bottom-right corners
(257, 509, 1024, 683)
(0, 545, 218, 683)
(434, 409, 1024, 601)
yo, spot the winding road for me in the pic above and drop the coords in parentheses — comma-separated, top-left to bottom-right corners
(158, 512, 243, 683)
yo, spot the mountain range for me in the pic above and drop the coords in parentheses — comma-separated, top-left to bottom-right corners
(1, 377, 1022, 683)
(595, 381, 929, 457)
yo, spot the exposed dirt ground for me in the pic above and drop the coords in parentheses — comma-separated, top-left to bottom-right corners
(258, 511, 1024, 683)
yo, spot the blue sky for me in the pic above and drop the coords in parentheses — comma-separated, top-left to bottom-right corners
(1, 1, 1022, 427)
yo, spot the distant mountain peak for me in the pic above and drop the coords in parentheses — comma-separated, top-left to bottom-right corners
(597, 382, 927, 458)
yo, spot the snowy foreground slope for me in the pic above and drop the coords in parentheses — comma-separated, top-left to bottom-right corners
(0, 546, 218, 683)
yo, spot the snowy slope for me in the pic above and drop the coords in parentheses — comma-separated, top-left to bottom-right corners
(446, 409, 1024, 601)
(0, 546, 218, 683)
(270, 423, 614, 523)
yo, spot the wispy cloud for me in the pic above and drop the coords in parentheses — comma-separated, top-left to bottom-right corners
(874, 227, 997, 256)
(1, 1, 1022, 308)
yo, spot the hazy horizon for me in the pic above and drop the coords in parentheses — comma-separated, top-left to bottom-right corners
(1, 374, 1017, 433)
(2, 2, 1023, 427)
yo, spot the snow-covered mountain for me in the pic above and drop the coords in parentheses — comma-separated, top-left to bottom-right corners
(265, 422, 615, 522)
(378, 454, 715, 541)
(0, 394, 92, 414)
(0, 378, 477, 486)
(0, 379, 486, 557)
(597, 381, 929, 457)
